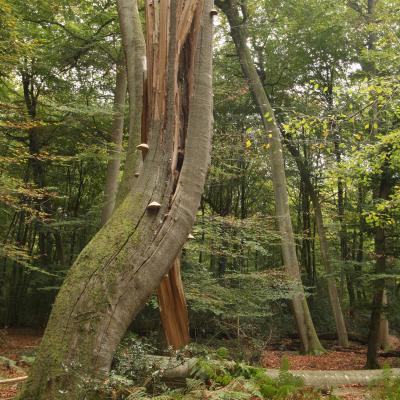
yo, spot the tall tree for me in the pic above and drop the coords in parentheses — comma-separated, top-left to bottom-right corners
(216, 0, 324, 354)
(17, 0, 213, 398)
(357, 0, 394, 369)
(283, 137, 349, 347)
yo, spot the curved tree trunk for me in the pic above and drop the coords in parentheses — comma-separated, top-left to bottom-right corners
(216, 0, 324, 354)
(115, 0, 191, 350)
(17, 1, 213, 398)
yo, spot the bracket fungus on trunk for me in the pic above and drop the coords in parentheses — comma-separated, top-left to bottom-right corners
(137, 143, 150, 153)
(147, 201, 162, 211)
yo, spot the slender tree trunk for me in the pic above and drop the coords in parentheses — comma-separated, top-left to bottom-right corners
(300, 175, 313, 283)
(284, 139, 349, 347)
(100, 56, 127, 226)
(216, 0, 324, 354)
(334, 139, 355, 309)
(17, 1, 213, 398)
(366, 159, 393, 369)
(310, 191, 349, 347)
(363, 0, 391, 369)
(355, 185, 365, 302)
(115, 0, 146, 205)
(378, 290, 390, 350)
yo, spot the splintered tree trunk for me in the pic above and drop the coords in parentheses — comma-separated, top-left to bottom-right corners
(157, 257, 190, 348)
(216, 0, 324, 354)
(117, 0, 190, 350)
(17, 1, 213, 399)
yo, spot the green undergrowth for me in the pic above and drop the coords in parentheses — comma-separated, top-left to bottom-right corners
(104, 336, 338, 399)
(369, 365, 400, 399)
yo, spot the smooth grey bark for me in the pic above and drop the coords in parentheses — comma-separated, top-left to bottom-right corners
(100, 57, 127, 226)
(216, 0, 324, 354)
(17, 1, 213, 398)
(379, 290, 390, 350)
(115, 0, 146, 205)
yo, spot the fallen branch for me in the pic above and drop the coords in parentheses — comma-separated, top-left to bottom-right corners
(0, 375, 28, 385)
(146, 355, 400, 388)
(380, 350, 400, 358)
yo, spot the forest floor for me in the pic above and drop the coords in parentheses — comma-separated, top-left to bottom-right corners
(0, 328, 41, 400)
(262, 340, 400, 370)
(1, 331, 399, 399)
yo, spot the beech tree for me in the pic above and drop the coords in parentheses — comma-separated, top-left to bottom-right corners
(215, 0, 325, 354)
(117, 0, 190, 349)
(17, 0, 213, 398)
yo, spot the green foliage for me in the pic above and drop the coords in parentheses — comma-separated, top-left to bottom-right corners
(216, 347, 230, 360)
(189, 357, 331, 400)
(112, 333, 161, 386)
(369, 365, 400, 400)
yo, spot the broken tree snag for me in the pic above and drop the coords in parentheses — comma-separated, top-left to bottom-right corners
(157, 257, 190, 348)
(155, 0, 204, 349)
(17, 0, 212, 398)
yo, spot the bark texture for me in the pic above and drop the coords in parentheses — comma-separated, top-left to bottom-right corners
(216, 0, 324, 354)
(17, 1, 213, 398)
